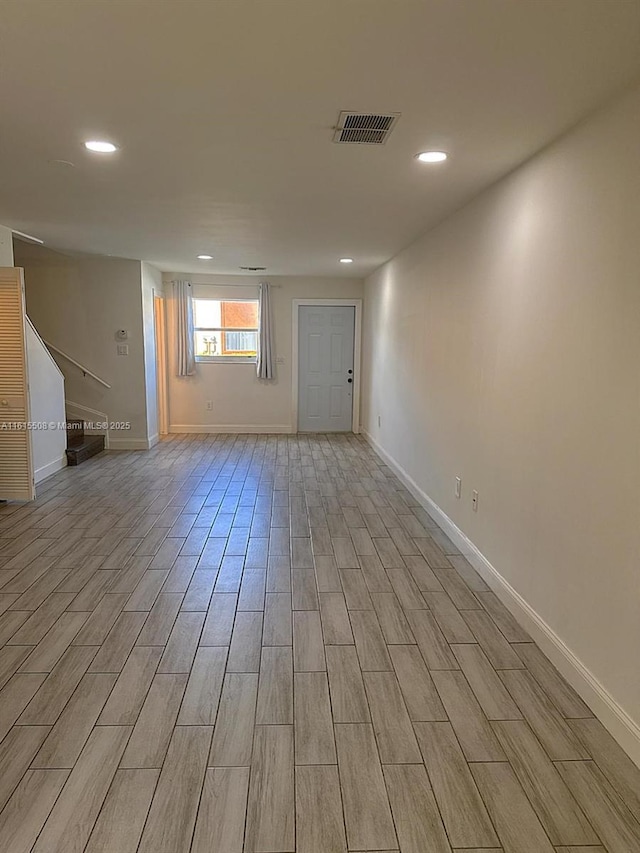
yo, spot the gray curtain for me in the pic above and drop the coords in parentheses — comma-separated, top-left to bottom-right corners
(256, 281, 274, 379)
(172, 280, 195, 376)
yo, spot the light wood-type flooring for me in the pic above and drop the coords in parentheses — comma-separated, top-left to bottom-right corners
(0, 433, 639, 853)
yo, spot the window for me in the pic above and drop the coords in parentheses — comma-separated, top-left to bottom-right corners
(194, 298, 259, 362)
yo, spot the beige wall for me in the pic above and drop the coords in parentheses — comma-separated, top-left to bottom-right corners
(0, 225, 14, 265)
(362, 82, 640, 760)
(164, 274, 363, 432)
(16, 244, 151, 448)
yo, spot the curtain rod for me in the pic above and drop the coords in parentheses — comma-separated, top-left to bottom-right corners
(168, 281, 281, 288)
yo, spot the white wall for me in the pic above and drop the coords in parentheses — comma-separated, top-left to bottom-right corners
(16, 244, 151, 449)
(0, 225, 14, 265)
(25, 320, 66, 483)
(164, 274, 364, 432)
(141, 262, 161, 445)
(362, 82, 640, 762)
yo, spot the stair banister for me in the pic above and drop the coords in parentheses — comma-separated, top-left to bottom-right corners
(43, 342, 112, 389)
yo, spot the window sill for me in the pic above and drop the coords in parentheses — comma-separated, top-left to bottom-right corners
(195, 356, 257, 364)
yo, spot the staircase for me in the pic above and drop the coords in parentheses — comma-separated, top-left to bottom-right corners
(65, 418, 105, 466)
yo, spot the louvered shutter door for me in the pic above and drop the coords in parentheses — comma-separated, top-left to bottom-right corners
(0, 267, 35, 501)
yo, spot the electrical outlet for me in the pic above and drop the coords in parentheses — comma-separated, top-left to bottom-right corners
(455, 477, 462, 499)
(205, 401, 213, 411)
(472, 490, 479, 512)
(378, 415, 381, 427)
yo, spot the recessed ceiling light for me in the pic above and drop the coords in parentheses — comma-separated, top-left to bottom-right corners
(84, 140, 118, 153)
(197, 254, 213, 260)
(339, 258, 354, 264)
(416, 151, 447, 163)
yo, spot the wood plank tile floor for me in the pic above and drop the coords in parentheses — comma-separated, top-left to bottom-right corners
(0, 432, 639, 852)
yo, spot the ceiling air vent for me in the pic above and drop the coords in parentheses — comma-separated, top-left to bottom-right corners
(240, 266, 266, 272)
(333, 111, 400, 145)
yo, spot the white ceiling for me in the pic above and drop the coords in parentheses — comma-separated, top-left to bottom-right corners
(2, 0, 640, 277)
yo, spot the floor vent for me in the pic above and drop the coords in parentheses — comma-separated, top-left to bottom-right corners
(333, 111, 400, 144)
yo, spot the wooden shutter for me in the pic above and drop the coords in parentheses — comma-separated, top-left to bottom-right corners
(0, 267, 35, 501)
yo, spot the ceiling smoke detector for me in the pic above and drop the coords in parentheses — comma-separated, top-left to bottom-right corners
(333, 111, 400, 145)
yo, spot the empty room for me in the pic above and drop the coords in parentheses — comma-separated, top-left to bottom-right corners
(0, 1, 639, 852)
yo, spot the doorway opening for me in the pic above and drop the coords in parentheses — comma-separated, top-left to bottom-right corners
(154, 293, 169, 435)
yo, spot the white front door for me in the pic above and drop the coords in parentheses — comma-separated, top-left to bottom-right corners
(298, 305, 355, 432)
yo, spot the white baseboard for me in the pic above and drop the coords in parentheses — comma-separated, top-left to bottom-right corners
(35, 455, 67, 484)
(94, 435, 158, 451)
(107, 438, 154, 450)
(362, 427, 640, 768)
(169, 424, 294, 435)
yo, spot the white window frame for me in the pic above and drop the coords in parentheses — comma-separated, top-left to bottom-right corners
(194, 296, 259, 364)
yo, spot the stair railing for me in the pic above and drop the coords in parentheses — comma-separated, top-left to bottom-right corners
(43, 342, 111, 389)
